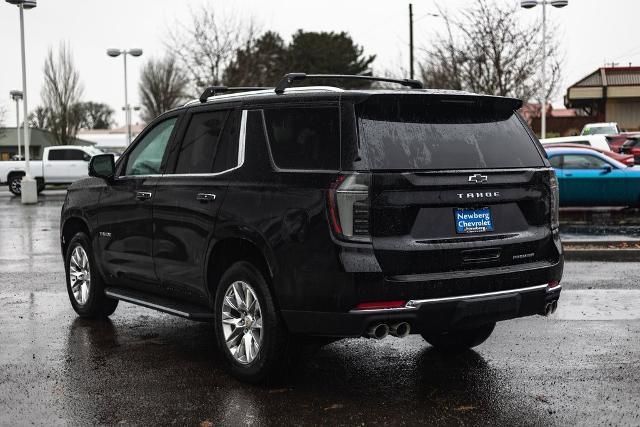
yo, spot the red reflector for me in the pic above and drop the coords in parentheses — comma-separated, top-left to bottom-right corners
(354, 300, 407, 310)
(548, 280, 560, 289)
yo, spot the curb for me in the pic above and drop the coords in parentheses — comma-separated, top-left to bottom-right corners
(563, 248, 640, 262)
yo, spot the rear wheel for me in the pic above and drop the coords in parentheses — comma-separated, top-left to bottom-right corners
(8, 174, 23, 196)
(421, 322, 495, 351)
(65, 232, 118, 318)
(214, 261, 289, 383)
(36, 178, 45, 193)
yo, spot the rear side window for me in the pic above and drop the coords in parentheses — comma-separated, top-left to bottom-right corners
(175, 110, 228, 174)
(263, 107, 340, 170)
(48, 149, 86, 161)
(356, 96, 544, 170)
(548, 155, 563, 168)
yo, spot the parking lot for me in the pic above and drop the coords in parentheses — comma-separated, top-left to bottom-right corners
(0, 190, 638, 425)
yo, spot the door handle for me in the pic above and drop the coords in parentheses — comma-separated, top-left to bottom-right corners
(564, 173, 573, 177)
(136, 191, 153, 201)
(196, 193, 216, 202)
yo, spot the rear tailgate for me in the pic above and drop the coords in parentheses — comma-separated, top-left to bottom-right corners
(370, 168, 556, 275)
(354, 93, 559, 277)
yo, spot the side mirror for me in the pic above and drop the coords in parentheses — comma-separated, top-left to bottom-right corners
(89, 154, 115, 180)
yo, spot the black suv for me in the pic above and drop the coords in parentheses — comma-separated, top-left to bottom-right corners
(60, 73, 563, 382)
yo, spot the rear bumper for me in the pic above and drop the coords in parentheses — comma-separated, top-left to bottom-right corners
(282, 283, 562, 337)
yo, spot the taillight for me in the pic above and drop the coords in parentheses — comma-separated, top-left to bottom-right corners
(549, 169, 559, 230)
(327, 173, 371, 242)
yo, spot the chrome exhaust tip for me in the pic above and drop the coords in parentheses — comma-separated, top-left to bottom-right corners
(389, 322, 411, 338)
(365, 323, 389, 339)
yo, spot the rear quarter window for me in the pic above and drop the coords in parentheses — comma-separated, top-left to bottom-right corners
(263, 106, 340, 170)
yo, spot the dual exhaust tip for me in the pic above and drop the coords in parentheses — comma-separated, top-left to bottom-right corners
(365, 322, 411, 339)
(543, 300, 558, 316)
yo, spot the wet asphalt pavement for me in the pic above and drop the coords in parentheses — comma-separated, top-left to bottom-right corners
(1, 190, 639, 425)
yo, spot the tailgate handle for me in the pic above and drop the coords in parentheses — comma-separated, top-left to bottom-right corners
(461, 248, 501, 263)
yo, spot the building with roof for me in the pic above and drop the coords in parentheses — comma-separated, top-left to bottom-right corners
(0, 128, 95, 161)
(565, 66, 640, 130)
(77, 124, 145, 155)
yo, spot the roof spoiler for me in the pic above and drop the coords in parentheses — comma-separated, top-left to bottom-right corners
(274, 73, 424, 94)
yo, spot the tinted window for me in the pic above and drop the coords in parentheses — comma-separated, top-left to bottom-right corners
(356, 96, 544, 170)
(213, 110, 240, 173)
(264, 107, 340, 170)
(548, 155, 563, 168)
(175, 110, 229, 174)
(563, 154, 611, 170)
(125, 117, 177, 176)
(48, 149, 86, 161)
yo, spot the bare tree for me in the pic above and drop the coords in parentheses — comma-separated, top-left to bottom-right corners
(28, 106, 51, 129)
(165, 4, 257, 94)
(41, 42, 84, 144)
(420, 0, 562, 103)
(138, 56, 189, 123)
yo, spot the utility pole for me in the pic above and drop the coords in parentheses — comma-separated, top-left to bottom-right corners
(409, 3, 414, 79)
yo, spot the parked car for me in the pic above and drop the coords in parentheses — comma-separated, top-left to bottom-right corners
(10, 154, 25, 161)
(541, 135, 611, 152)
(605, 132, 640, 153)
(619, 137, 640, 163)
(540, 142, 634, 166)
(580, 122, 620, 136)
(545, 146, 640, 206)
(0, 145, 103, 195)
(60, 74, 563, 382)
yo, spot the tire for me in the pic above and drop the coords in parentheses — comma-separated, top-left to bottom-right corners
(421, 322, 496, 352)
(64, 232, 118, 318)
(213, 261, 289, 383)
(8, 174, 23, 196)
(36, 178, 45, 193)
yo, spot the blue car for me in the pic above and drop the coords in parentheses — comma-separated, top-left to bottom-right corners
(545, 147, 640, 207)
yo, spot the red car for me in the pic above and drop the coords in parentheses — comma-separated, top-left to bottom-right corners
(606, 132, 640, 153)
(541, 143, 635, 166)
(619, 137, 640, 163)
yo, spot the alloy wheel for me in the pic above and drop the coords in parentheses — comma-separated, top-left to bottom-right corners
(69, 245, 91, 305)
(9, 178, 21, 195)
(221, 280, 263, 364)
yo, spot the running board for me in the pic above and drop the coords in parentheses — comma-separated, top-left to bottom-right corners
(104, 287, 215, 321)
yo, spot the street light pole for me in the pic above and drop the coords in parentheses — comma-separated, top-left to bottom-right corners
(6, 0, 37, 203)
(10, 90, 23, 160)
(520, 0, 568, 139)
(409, 3, 414, 80)
(107, 48, 143, 145)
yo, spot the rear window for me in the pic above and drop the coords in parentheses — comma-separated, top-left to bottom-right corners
(263, 107, 340, 170)
(356, 96, 544, 170)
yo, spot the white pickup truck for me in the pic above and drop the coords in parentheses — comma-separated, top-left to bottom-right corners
(0, 145, 103, 195)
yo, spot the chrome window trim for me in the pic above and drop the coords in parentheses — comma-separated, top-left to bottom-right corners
(118, 110, 248, 179)
(349, 283, 552, 313)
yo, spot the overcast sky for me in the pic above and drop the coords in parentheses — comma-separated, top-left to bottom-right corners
(1, 0, 639, 127)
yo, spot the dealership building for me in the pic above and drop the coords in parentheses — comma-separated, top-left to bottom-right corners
(565, 66, 640, 131)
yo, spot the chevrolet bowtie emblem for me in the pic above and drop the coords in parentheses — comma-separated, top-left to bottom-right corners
(468, 174, 488, 184)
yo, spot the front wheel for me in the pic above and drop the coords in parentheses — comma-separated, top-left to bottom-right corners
(8, 175, 22, 196)
(65, 232, 118, 318)
(421, 322, 496, 352)
(214, 261, 289, 383)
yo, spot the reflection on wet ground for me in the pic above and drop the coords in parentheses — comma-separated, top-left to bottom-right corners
(0, 190, 639, 425)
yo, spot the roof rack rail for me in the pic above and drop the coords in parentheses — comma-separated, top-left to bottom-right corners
(274, 73, 423, 94)
(199, 86, 272, 103)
